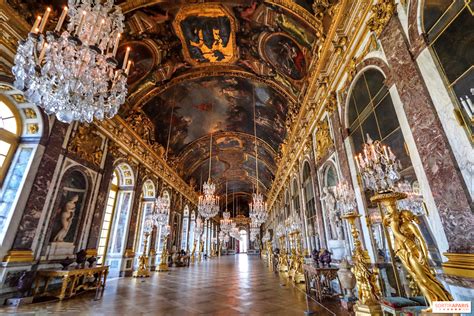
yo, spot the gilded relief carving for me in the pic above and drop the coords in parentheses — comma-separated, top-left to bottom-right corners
(315, 119, 333, 160)
(68, 125, 104, 166)
(367, 0, 396, 36)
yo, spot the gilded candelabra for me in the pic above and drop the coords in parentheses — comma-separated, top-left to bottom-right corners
(266, 241, 274, 271)
(356, 137, 453, 312)
(278, 235, 289, 272)
(198, 239, 204, 262)
(342, 212, 382, 315)
(158, 236, 169, 272)
(371, 192, 453, 312)
(289, 231, 305, 283)
(133, 231, 151, 278)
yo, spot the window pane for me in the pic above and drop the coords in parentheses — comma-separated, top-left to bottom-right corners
(365, 69, 385, 99)
(423, 0, 453, 32)
(432, 8, 474, 83)
(352, 77, 371, 114)
(375, 95, 399, 139)
(0, 140, 11, 156)
(2, 117, 17, 134)
(385, 129, 411, 170)
(361, 112, 380, 141)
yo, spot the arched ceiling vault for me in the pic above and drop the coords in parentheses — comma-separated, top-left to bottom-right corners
(12, 0, 341, 213)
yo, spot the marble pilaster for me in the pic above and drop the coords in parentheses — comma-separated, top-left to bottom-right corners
(125, 165, 146, 251)
(380, 17, 473, 253)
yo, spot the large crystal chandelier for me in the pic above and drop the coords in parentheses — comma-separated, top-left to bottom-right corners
(198, 133, 219, 219)
(220, 181, 232, 233)
(154, 193, 170, 226)
(334, 179, 357, 215)
(354, 134, 401, 192)
(248, 90, 268, 226)
(12, 0, 129, 123)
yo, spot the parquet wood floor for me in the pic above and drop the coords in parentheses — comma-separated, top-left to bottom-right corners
(1, 255, 349, 315)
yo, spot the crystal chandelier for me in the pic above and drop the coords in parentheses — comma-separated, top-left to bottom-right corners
(261, 230, 270, 243)
(198, 133, 220, 219)
(248, 90, 268, 226)
(194, 215, 203, 237)
(220, 181, 232, 233)
(396, 181, 425, 215)
(154, 193, 170, 226)
(354, 134, 401, 192)
(13, 0, 129, 123)
(334, 179, 357, 215)
(276, 223, 286, 238)
(250, 220, 259, 242)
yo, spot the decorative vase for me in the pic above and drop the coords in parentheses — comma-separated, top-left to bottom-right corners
(337, 259, 356, 299)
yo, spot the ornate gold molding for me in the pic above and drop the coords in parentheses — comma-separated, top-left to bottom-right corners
(124, 249, 136, 258)
(94, 117, 198, 204)
(3, 250, 34, 263)
(367, 0, 396, 36)
(443, 253, 474, 279)
(68, 124, 104, 166)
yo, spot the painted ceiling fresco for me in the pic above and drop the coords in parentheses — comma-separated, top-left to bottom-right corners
(12, 0, 336, 209)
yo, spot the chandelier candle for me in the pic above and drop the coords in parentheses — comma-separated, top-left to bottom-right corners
(13, 0, 129, 123)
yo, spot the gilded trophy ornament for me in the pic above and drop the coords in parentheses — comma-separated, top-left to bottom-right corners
(371, 192, 453, 311)
(367, 0, 396, 36)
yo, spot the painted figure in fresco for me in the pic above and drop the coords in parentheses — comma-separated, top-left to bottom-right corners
(264, 34, 307, 80)
(53, 194, 79, 242)
(320, 187, 341, 240)
(181, 16, 231, 63)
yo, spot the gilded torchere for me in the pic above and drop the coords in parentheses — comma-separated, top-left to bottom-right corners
(278, 236, 289, 272)
(371, 192, 453, 312)
(342, 212, 382, 316)
(158, 235, 169, 272)
(266, 241, 274, 270)
(133, 231, 151, 278)
(190, 240, 197, 264)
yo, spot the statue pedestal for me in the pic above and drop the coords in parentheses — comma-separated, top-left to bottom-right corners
(46, 242, 75, 260)
(328, 239, 346, 260)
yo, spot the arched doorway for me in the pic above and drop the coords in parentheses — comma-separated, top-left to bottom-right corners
(239, 230, 248, 253)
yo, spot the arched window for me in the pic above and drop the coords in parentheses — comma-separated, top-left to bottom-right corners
(156, 190, 171, 255)
(0, 98, 21, 184)
(423, 1, 473, 136)
(302, 162, 316, 249)
(0, 87, 42, 245)
(97, 163, 135, 266)
(181, 205, 189, 251)
(348, 68, 412, 172)
(189, 210, 196, 249)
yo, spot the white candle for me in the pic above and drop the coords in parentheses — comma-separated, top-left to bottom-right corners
(95, 19, 105, 45)
(125, 60, 132, 75)
(55, 6, 68, 32)
(460, 97, 473, 117)
(38, 43, 48, 63)
(31, 16, 42, 33)
(355, 156, 361, 172)
(112, 33, 121, 57)
(122, 47, 130, 69)
(75, 11, 86, 36)
(383, 145, 389, 159)
(38, 7, 51, 33)
(465, 96, 474, 115)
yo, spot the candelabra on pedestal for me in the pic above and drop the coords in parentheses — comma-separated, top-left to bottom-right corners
(355, 136, 453, 312)
(157, 225, 170, 272)
(276, 224, 288, 273)
(133, 215, 154, 278)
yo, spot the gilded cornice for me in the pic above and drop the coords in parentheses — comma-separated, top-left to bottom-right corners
(267, 0, 375, 210)
(130, 66, 296, 109)
(94, 117, 198, 204)
(263, 0, 323, 32)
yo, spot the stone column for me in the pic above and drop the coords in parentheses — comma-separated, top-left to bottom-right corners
(4, 120, 67, 262)
(379, 17, 473, 254)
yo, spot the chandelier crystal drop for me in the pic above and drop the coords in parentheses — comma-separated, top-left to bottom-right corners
(12, 0, 129, 123)
(354, 134, 401, 192)
(396, 181, 425, 215)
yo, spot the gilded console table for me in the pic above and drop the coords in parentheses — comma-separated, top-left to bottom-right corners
(33, 266, 108, 301)
(303, 264, 341, 301)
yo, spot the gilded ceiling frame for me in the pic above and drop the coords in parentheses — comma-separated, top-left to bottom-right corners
(131, 66, 297, 110)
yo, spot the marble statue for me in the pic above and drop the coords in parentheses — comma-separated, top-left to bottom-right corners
(320, 187, 341, 240)
(53, 194, 79, 242)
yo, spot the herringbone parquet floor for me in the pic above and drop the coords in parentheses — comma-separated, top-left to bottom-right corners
(1, 255, 348, 315)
